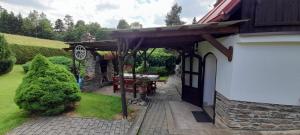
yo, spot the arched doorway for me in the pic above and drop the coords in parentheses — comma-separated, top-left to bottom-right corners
(202, 53, 217, 120)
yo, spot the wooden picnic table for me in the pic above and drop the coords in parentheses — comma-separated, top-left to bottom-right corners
(113, 73, 159, 95)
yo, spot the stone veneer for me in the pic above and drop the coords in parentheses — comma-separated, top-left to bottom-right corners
(215, 92, 300, 131)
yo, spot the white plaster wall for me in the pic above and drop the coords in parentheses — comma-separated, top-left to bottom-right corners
(197, 35, 238, 99)
(231, 34, 300, 106)
(197, 34, 300, 106)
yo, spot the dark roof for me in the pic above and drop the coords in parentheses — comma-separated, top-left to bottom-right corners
(109, 20, 243, 38)
(66, 20, 246, 51)
(198, 0, 241, 24)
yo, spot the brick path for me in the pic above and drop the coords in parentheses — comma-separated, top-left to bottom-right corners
(8, 116, 131, 135)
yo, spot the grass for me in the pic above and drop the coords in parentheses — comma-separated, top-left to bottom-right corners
(0, 65, 122, 134)
(75, 93, 122, 120)
(0, 65, 28, 135)
(159, 76, 169, 81)
(2, 33, 67, 49)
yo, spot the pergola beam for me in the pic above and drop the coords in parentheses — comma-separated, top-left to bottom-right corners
(201, 34, 233, 61)
(111, 27, 238, 38)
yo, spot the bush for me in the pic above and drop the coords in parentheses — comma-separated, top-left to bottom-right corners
(48, 56, 72, 68)
(0, 35, 16, 75)
(9, 44, 70, 64)
(15, 55, 81, 115)
(23, 56, 71, 73)
(136, 49, 176, 75)
(136, 65, 168, 76)
(22, 61, 31, 73)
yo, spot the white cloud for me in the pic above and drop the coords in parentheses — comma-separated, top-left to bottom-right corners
(0, 0, 215, 28)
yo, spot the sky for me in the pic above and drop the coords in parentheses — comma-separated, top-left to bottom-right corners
(0, 0, 215, 28)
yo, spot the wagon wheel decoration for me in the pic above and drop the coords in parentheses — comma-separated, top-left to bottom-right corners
(74, 45, 87, 61)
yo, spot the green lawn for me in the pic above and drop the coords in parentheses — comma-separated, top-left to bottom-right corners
(0, 65, 28, 135)
(2, 33, 67, 49)
(75, 93, 122, 120)
(159, 76, 169, 81)
(0, 65, 122, 134)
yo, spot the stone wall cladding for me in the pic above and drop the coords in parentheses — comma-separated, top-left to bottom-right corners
(216, 92, 300, 131)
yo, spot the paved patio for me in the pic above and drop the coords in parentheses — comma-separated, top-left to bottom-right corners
(8, 76, 300, 135)
(7, 116, 131, 135)
(138, 75, 300, 135)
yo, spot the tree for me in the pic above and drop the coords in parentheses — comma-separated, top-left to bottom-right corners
(192, 17, 197, 24)
(95, 28, 112, 40)
(117, 19, 130, 29)
(22, 10, 39, 37)
(130, 22, 143, 29)
(86, 22, 101, 36)
(75, 20, 85, 28)
(15, 13, 23, 34)
(0, 6, 5, 12)
(22, 17, 35, 36)
(37, 17, 53, 39)
(20, 10, 54, 39)
(165, 3, 185, 26)
(64, 14, 74, 30)
(54, 19, 65, 32)
(0, 9, 9, 32)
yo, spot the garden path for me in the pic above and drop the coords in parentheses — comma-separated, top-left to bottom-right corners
(7, 116, 131, 135)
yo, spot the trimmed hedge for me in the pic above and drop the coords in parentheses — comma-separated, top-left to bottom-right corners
(9, 44, 70, 64)
(22, 56, 72, 73)
(136, 49, 176, 75)
(22, 56, 85, 77)
(0, 35, 16, 75)
(15, 55, 81, 115)
(136, 65, 168, 76)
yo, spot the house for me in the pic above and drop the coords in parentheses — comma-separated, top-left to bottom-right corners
(66, 0, 300, 131)
(184, 0, 300, 130)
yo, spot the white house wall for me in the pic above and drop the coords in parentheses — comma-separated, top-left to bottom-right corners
(231, 34, 300, 106)
(198, 34, 300, 106)
(197, 35, 238, 99)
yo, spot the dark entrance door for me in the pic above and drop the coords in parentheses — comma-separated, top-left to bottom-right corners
(182, 53, 203, 107)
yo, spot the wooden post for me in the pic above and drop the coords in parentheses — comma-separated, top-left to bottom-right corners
(143, 50, 147, 73)
(117, 38, 144, 118)
(72, 48, 78, 82)
(117, 39, 128, 118)
(118, 55, 128, 118)
(132, 52, 137, 98)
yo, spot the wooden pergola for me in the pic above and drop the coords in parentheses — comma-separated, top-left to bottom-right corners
(65, 20, 246, 118)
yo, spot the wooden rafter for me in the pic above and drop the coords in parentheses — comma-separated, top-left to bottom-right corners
(201, 34, 233, 61)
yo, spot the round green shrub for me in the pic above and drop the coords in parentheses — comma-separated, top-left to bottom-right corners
(15, 55, 81, 115)
(0, 35, 16, 75)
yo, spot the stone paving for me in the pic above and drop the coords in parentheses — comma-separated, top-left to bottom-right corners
(7, 116, 132, 135)
(139, 76, 181, 135)
(138, 75, 300, 135)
